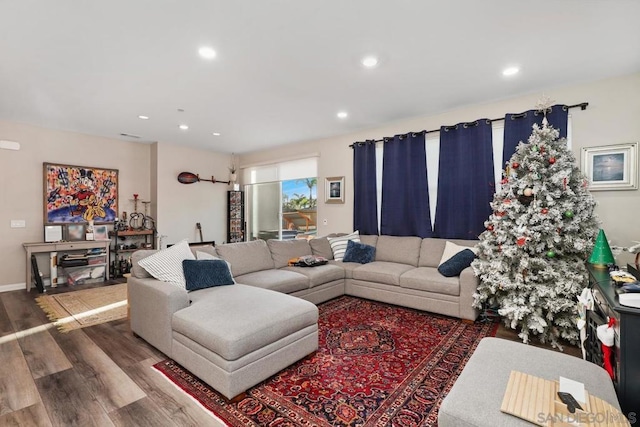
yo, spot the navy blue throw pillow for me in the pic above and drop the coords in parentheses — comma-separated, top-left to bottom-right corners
(182, 259, 234, 291)
(343, 240, 376, 264)
(438, 249, 476, 277)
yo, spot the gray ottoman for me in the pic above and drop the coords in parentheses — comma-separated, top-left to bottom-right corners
(439, 337, 620, 426)
(171, 284, 319, 399)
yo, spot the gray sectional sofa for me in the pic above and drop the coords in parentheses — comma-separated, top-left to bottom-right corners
(128, 234, 479, 399)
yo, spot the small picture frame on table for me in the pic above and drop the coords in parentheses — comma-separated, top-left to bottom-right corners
(93, 225, 109, 240)
(67, 224, 85, 241)
(325, 176, 345, 204)
(44, 225, 63, 242)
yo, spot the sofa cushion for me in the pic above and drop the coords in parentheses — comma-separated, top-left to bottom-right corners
(131, 249, 157, 279)
(328, 231, 360, 261)
(360, 234, 378, 247)
(137, 240, 195, 288)
(235, 269, 309, 294)
(400, 267, 460, 296)
(440, 241, 473, 266)
(419, 238, 479, 267)
(352, 261, 415, 286)
(309, 237, 334, 259)
(172, 284, 318, 361)
(438, 249, 476, 277)
(182, 259, 234, 291)
(283, 263, 345, 287)
(330, 260, 360, 279)
(375, 236, 422, 266)
(215, 240, 275, 277)
(267, 239, 312, 268)
(343, 240, 376, 264)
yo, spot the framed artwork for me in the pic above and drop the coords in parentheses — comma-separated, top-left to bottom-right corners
(325, 176, 345, 204)
(581, 143, 637, 191)
(67, 224, 85, 241)
(93, 225, 109, 240)
(44, 163, 119, 224)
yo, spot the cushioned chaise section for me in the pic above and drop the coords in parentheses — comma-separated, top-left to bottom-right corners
(172, 284, 318, 361)
(235, 269, 309, 293)
(352, 261, 415, 286)
(438, 337, 621, 427)
(419, 238, 478, 267)
(375, 236, 422, 266)
(267, 239, 313, 268)
(400, 267, 460, 296)
(290, 279, 345, 304)
(283, 263, 345, 287)
(128, 276, 189, 356)
(216, 240, 275, 276)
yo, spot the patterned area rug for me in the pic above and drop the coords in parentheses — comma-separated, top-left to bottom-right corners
(154, 296, 498, 426)
(35, 283, 128, 333)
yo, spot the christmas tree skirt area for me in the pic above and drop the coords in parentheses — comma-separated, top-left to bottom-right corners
(35, 283, 128, 332)
(494, 323, 582, 357)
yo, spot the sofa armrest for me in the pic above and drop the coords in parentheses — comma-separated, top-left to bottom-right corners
(459, 267, 480, 321)
(128, 276, 189, 357)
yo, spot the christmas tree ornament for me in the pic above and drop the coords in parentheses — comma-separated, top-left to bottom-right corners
(501, 178, 509, 185)
(564, 210, 574, 218)
(512, 162, 520, 169)
(549, 157, 556, 164)
(517, 237, 526, 247)
(588, 229, 615, 269)
(546, 250, 556, 258)
(540, 146, 545, 154)
(523, 188, 533, 196)
(541, 208, 549, 214)
(487, 224, 494, 231)
(531, 145, 539, 152)
(503, 198, 511, 205)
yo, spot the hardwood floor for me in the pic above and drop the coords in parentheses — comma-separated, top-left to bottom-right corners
(0, 281, 581, 426)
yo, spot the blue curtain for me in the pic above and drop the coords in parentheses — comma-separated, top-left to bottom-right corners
(502, 104, 569, 166)
(380, 133, 432, 237)
(353, 141, 379, 235)
(433, 120, 494, 239)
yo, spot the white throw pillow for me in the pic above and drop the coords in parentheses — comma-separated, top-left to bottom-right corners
(439, 241, 478, 266)
(138, 239, 195, 289)
(328, 231, 361, 262)
(196, 251, 236, 283)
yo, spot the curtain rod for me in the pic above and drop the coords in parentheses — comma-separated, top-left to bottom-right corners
(349, 102, 588, 148)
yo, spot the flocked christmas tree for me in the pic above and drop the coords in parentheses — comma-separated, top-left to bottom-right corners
(472, 99, 599, 349)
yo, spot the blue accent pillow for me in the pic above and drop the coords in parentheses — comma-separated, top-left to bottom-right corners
(182, 259, 234, 291)
(438, 249, 476, 277)
(343, 240, 376, 264)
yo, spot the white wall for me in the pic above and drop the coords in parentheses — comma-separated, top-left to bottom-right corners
(239, 73, 640, 266)
(154, 142, 233, 247)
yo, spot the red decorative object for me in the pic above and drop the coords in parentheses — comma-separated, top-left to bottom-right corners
(495, 211, 506, 217)
(487, 224, 494, 231)
(153, 297, 498, 426)
(517, 237, 526, 247)
(541, 208, 549, 214)
(503, 198, 511, 204)
(540, 146, 545, 153)
(501, 178, 509, 185)
(512, 162, 520, 169)
(549, 157, 556, 164)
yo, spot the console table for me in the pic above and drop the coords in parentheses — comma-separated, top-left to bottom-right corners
(585, 264, 640, 415)
(23, 241, 110, 292)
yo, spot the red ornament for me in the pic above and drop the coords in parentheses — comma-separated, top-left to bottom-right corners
(487, 224, 494, 231)
(501, 178, 509, 185)
(540, 146, 545, 153)
(512, 162, 520, 169)
(517, 237, 526, 247)
(503, 198, 511, 204)
(549, 157, 556, 164)
(541, 208, 549, 214)
(495, 211, 506, 217)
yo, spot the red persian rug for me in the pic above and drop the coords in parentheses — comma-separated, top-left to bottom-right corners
(154, 296, 498, 426)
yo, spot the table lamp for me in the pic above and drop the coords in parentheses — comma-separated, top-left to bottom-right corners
(588, 229, 615, 269)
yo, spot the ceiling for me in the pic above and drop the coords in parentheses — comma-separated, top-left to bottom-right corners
(1, 1, 639, 154)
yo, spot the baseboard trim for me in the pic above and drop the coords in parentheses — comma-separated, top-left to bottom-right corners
(0, 283, 25, 293)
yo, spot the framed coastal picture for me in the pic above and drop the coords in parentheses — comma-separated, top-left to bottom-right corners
(44, 163, 119, 224)
(581, 143, 637, 191)
(325, 176, 345, 204)
(93, 225, 109, 240)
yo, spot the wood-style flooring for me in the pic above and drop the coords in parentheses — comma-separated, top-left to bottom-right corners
(0, 281, 580, 426)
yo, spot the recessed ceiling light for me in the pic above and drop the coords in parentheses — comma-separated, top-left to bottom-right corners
(198, 46, 217, 60)
(337, 111, 348, 119)
(138, 115, 149, 120)
(502, 66, 520, 76)
(212, 132, 221, 136)
(362, 56, 379, 68)
(179, 124, 189, 130)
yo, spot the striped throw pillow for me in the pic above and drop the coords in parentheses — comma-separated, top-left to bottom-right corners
(138, 239, 195, 289)
(328, 231, 360, 262)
